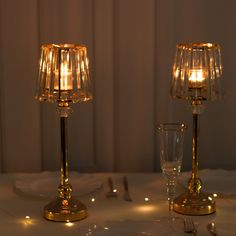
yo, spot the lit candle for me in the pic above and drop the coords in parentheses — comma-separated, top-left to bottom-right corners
(54, 62, 73, 90)
(188, 69, 206, 89)
(45, 63, 73, 91)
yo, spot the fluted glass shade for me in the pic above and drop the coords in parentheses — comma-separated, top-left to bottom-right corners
(171, 43, 223, 101)
(35, 44, 92, 104)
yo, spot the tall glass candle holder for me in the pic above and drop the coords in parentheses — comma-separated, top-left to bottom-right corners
(35, 44, 92, 222)
(171, 43, 223, 215)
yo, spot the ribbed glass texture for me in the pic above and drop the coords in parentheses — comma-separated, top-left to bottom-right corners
(171, 43, 223, 101)
(35, 44, 92, 103)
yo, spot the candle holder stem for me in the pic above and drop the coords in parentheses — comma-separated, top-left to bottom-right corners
(188, 101, 201, 194)
(60, 116, 69, 187)
(192, 113, 199, 180)
(173, 100, 216, 215)
(43, 106, 88, 222)
(58, 116, 71, 199)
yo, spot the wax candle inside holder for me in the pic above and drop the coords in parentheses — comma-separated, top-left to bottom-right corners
(54, 62, 73, 91)
(188, 69, 207, 89)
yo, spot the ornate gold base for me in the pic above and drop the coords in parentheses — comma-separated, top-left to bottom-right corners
(44, 196, 88, 222)
(173, 191, 216, 215)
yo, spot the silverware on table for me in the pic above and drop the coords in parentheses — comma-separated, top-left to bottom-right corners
(184, 218, 197, 235)
(106, 177, 118, 198)
(123, 176, 133, 202)
(207, 222, 217, 236)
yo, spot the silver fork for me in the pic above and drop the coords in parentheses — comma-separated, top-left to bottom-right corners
(184, 218, 197, 235)
(106, 177, 118, 198)
(123, 176, 133, 202)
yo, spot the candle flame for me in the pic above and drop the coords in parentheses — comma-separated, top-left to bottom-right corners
(189, 69, 205, 83)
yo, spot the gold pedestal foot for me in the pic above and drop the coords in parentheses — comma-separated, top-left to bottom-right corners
(44, 196, 88, 222)
(173, 191, 215, 215)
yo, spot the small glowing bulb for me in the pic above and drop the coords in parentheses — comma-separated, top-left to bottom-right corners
(65, 222, 74, 227)
(113, 189, 117, 193)
(213, 193, 218, 198)
(104, 227, 109, 230)
(91, 198, 95, 202)
(22, 216, 33, 226)
(145, 197, 149, 202)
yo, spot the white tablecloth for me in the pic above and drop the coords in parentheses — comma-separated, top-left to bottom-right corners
(0, 170, 236, 235)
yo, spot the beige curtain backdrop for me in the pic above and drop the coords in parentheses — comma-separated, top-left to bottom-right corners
(0, 0, 235, 173)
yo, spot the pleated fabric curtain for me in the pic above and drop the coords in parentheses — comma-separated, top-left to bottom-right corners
(0, 0, 234, 173)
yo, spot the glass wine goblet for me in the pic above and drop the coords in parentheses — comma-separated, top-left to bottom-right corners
(157, 123, 186, 219)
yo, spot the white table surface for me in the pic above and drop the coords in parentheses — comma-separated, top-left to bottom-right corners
(0, 170, 236, 235)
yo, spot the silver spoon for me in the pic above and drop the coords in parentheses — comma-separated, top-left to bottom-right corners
(207, 222, 217, 236)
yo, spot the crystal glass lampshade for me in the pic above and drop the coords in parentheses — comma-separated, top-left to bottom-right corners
(35, 44, 92, 105)
(171, 43, 223, 101)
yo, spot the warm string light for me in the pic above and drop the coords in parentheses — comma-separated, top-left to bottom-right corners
(134, 204, 158, 213)
(21, 216, 35, 227)
(144, 197, 149, 202)
(65, 222, 74, 227)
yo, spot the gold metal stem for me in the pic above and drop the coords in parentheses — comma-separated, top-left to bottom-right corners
(59, 117, 71, 197)
(43, 107, 88, 222)
(188, 112, 201, 194)
(193, 113, 199, 179)
(60, 117, 68, 186)
(56, 116, 73, 200)
(173, 100, 216, 215)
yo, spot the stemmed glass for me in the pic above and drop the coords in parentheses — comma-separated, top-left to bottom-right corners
(157, 123, 186, 219)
